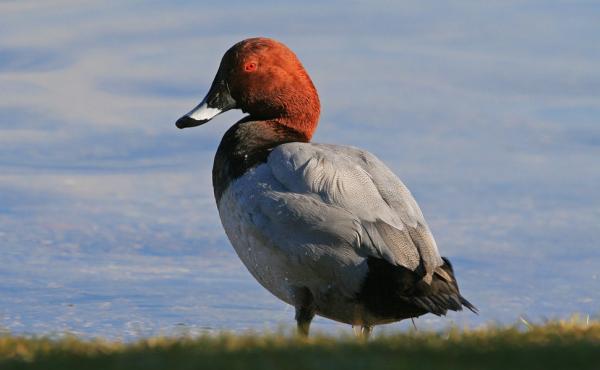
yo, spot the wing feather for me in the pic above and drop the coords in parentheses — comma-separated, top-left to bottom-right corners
(266, 143, 443, 278)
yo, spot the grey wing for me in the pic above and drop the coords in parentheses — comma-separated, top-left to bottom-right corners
(266, 142, 444, 282)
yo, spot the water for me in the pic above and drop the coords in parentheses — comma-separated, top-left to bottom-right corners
(1, 1, 599, 340)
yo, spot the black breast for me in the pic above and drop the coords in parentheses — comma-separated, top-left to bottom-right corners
(212, 118, 307, 203)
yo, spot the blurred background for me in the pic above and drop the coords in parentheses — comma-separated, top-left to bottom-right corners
(1, 1, 599, 340)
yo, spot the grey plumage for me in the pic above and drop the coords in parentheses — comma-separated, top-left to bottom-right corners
(217, 142, 468, 325)
(268, 143, 444, 277)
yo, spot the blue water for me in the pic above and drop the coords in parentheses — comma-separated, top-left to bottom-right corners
(1, 1, 599, 340)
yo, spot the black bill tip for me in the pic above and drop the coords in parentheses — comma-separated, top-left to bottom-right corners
(175, 116, 207, 129)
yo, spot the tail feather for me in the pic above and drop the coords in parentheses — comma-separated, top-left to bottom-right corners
(403, 257, 477, 315)
(357, 256, 477, 320)
(459, 295, 479, 314)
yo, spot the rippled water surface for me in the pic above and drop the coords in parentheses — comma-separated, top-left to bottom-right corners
(1, 1, 599, 340)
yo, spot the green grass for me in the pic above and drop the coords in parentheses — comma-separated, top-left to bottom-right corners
(1, 319, 599, 370)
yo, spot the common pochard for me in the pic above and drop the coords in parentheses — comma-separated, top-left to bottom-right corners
(176, 37, 476, 337)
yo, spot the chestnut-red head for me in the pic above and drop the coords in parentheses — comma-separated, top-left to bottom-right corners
(176, 37, 321, 140)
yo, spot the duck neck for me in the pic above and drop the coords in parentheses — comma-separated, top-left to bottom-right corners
(213, 80, 320, 202)
(274, 115, 317, 142)
(273, 93, 320, 141)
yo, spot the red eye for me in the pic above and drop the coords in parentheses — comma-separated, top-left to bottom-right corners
(244, 62, 257, 72)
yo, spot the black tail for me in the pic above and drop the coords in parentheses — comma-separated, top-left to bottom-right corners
(357, 256, 477, 320)
(408, 257, 478, 316)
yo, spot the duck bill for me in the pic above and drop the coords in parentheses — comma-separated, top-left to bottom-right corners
(175, 75, 236, 129)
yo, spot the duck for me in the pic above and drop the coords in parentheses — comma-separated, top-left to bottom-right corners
(175, 37, 476, 337)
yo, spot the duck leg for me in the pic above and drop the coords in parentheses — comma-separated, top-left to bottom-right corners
(353, 325, 373, 340)
(362, 325, 373, 339)
(294, 287, 315, 337)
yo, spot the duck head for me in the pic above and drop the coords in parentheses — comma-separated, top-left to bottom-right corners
(176, 37, 321, 140)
